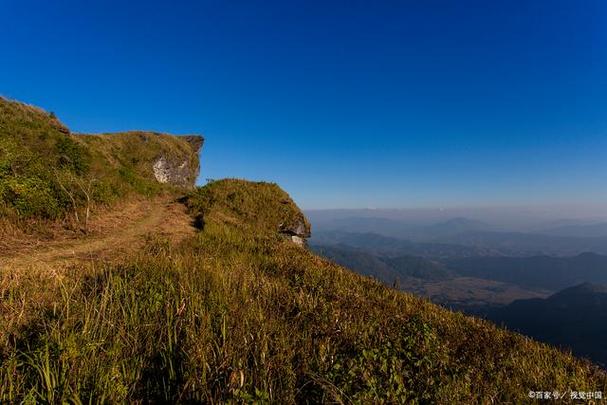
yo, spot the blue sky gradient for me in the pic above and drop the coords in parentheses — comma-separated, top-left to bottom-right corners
(2, 0, 606, 208)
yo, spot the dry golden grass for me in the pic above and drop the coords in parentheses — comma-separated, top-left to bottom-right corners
(1, 179, 605, 403)
(0, 194, 196, 360)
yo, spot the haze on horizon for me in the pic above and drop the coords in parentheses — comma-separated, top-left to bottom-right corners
(305, 203, 607, 230)
(2, 0, 606, 210)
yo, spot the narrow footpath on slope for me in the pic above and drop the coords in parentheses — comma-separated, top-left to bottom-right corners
(0, 196, 197, 272)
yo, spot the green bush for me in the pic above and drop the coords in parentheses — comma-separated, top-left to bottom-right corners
(2, 176, 61, 218)
(118, 166, 160, 196)
(90, 179, 119, 204)
(55, 137, 91, 175)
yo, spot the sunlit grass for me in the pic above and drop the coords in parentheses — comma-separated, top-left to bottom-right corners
(1, 180, 605, 403)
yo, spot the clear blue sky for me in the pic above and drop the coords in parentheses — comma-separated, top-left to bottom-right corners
(2, 0, 606, 209)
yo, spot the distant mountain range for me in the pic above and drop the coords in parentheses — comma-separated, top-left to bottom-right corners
(488, 283, 607, 367)
(449, 253, 607, 291)
(436, 231, 607, 257)
(310, 215, 607, 257)
(312, 216, 495, 241)
(538, 222, 607, 238)
(310, 231, 500, 259)
(312, 235, 607, 313)
(312, 244, 452, 285)
(310, 244, 550, 313)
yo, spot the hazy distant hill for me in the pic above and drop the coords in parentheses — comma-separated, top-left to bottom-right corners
(313, 216, 419, 238)
(418, 217, 494, 240)
(435, 230, 607, 256)
(310, 244, 398, 283)
(539, 222, 607, 238)
(311, 244, 547, 313)
(449, 253, 607, 291)
(310, 230, 498, 258)
(311, 214, 607, 257)
(488, 283, 607, 367)
(384, 255, 452, 280)
(311, 216, 493, 241)
(311, 244, 452, 284)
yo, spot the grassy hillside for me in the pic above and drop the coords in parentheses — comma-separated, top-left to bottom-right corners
(2, 178, 605, 403)
(1, 99, 606, 402)
(0, 97, 201, 223)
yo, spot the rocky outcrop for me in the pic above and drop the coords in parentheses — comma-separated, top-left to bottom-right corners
(76, 131, 204, 189)
(279, 221, 311, 247)
(151, 134, 204, 188)
(153, 157, 186, 185)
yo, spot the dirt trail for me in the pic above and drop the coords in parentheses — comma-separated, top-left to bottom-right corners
(0, 196, 197, 271)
